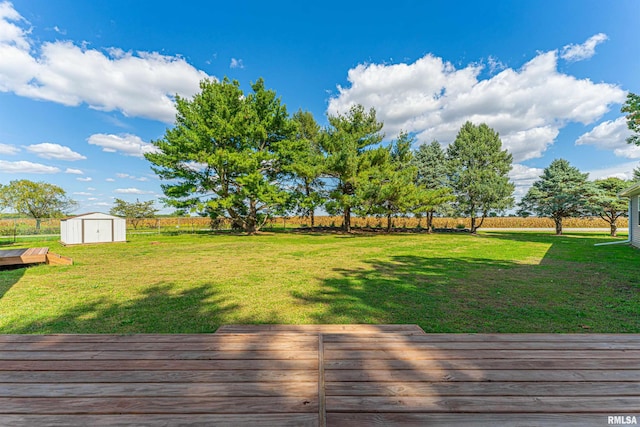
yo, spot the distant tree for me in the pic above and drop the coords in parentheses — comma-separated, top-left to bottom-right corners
(587, 177, 631, 237)
(412, 140, 454, 232)
(633, 165, 640, 182)
(0, 180, 77, 231)
(321, 104, 385, 232)
(145, 77, 295, 234)
(446, 122, 514, 233)
(518, 159, 593, 235)
(358, 132, 420, 231)
(621, 92, 640, 146)
(110, 198, 158, 229)
(286, 110, 325, 227)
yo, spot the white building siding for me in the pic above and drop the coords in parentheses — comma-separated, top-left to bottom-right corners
(60, 213, 126, 245)
(631, 195, 640, 249)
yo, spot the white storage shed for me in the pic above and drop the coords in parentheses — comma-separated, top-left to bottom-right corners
(60, 213, 126, 245)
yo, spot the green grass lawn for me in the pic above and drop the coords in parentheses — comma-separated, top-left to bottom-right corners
(0, 230, 637, 333)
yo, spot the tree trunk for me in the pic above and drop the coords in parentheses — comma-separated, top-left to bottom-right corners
(35, 218, 41, 233)
(554, 217, 563, 235)
(246, 200, 258, 235)
(610, 221, 617, 237)
(310, 209, 315, 227)
(426, 211, 434, 234)
(343, 207, 351, 233)
(470, 216, 477, 234)
(386, 215, 392, 232)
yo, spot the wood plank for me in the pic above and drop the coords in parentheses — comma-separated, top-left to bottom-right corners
(0, 340, 319, 351)
(0, 382, 318, 398)
(326, 413, 614, 427)
(324, 349, 640, 360)
(323, 333, 640, 343)
(325, 358, 640, 370)
(0, 359, 317, 371)
(216, 324, 425, 334)
(0, 396, 318, 414)
(45, 252, 73, 266)
(0, 350, 318, 360)
(0, 414, 319, 427)
(325, 340, 640, 350)
(325, 381, 640, 397)
(327, 396, 640, 413)
(324, 369, 640, 382)
(0, 333, 317, 343)
(0, 369, 318, 383)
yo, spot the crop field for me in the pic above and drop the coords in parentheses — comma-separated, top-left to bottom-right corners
(0, 215, 627, 238)
(0, 230, 637, 334)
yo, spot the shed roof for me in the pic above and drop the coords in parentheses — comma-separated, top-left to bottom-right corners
(61, 212, 124, 221)
(620, 182, 640, 197)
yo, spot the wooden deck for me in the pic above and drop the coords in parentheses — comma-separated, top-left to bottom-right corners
(0, 247, 72, 267)
(0, 326, 638, 426)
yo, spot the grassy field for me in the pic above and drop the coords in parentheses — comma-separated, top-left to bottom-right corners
(0, 230, 637, 334)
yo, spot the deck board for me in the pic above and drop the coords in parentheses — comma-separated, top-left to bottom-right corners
(0, 327, 638, 425)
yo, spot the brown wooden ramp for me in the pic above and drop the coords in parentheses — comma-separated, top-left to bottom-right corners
(0, 327, 638, 426)
(0, 247, 72, 267)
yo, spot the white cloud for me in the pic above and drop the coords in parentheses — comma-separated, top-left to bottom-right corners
(561, 33, 608, 62)
(230, 58, 244, 69)
(26, 142, 86, 161)
(65, 168, 84, 174)
(73, 192, 92, 196)
(0, 142, 19, 154)
(509, 163, 544, 199)
(87, 133, 158, 157)
(87, 197, 97, 201)
(575, 117, 640, 158)
(87, 187, 96, 190)
(0, 160, 59, 173)
(105, 178, 115, 182)
(328, 41, 625, 163)
(0, 2, 210, 123)
(116, 172, 148, 181)
(587, 161, 639, 181)
(114, 187, 153, 195)
(76, 177, 92, 182)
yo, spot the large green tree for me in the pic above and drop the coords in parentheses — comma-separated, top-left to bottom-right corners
(321, 104, 385, 232)
(358, 132, 420, 231)
(0, 180, 77, 231)
(110, 198, 158, 230)
(285, 110, 325, 227)
(446, 122, 514, 233)
(412, 140, 454, 232)
(587, 177, 630, 237)
(621, 92, 640, 146)
(518, 159, 593, 235)
(146, 78, 295, 234)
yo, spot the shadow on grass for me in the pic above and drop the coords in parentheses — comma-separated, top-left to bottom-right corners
(293, 232, 640, 333)
(0, 265, 26, 300)
(1, 283, 246, 334)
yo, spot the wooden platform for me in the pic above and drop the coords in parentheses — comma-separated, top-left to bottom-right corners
(0, 326, 638, 426)
(0, 247, 72, 267)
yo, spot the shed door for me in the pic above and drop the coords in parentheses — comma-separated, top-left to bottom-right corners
(83, 219, 113, 243)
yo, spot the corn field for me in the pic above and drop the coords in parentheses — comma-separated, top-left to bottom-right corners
(0, 215, 627, 238)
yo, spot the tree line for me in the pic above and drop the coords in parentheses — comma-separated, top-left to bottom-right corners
(145, 78, 515, 234)
(146, 78, 640, 236)
(1, 86, 638, 236)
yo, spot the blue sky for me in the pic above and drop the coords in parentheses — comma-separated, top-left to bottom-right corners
(1, 0, 639, 214)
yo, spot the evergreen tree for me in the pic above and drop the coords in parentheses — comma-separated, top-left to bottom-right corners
(587, 177, 631, 237)
(321, 105, 384, 232)
(145, 78, 295, 234)
(446, 122, 514, 233)
(519, 159, 593, 235)
(412, 140, 454, 232)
